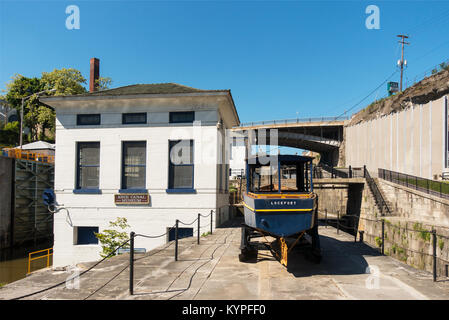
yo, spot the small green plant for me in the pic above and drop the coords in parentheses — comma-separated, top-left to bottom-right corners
(419, 230, 431, 242)
(438, 239, 445, 251)
(201, 231, 211, 237)
(95, 217, 130, 259)
(0, 283, 6, 288)
(375, 236, 382, 247)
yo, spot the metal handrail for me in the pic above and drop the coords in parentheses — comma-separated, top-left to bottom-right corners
(1, 148, 54, 164)
(378, 168, 449, 200)
(27, 248, 53, 274)
(238, 115, 349, 127)
(313, 164, 365, 179)
(365, 168, 391, 216)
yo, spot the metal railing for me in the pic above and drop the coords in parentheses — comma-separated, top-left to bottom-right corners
(313, 164, 365, 179)
(238, 115, 349, 127)
(1, 148, 54, 164)
(365, 167, 391, 216)
(129, 210, 214, 295)
(27, 248, 53, 274)
(379, 168, 449, 200)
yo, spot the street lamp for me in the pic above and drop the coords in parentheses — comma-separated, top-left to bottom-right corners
(0, 99, 7, 126)
(20, 88, 56, 148)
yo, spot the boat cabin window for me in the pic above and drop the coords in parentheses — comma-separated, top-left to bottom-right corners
(248, 160, 312, 193)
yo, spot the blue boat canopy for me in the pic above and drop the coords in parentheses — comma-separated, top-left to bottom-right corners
(246, 154, 314, 194)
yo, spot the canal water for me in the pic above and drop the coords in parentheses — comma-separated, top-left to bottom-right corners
(0, 242, 53, 285)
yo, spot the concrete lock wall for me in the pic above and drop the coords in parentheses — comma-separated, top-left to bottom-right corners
(318, 178, 449, 275)
(357, 179, 449, 275)
(346, 95, 448, 179)
(0, 156, 13, 250)
(378, 179, 449, 226)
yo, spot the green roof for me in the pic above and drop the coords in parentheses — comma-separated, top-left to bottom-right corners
(77, 83, 229, 96)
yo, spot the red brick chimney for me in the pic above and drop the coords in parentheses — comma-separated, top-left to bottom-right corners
(89, 58, 100, 92)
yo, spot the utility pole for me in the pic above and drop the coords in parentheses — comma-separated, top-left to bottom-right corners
(397, 34, 409, 92)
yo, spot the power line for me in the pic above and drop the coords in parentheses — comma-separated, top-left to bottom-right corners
(406, 7, 449, 36)
(333, 69, 399, 119)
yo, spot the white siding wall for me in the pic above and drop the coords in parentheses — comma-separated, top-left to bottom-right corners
(53, 105, 232, 267)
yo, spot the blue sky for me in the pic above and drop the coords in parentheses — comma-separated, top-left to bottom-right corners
(1, 0, 448, 124)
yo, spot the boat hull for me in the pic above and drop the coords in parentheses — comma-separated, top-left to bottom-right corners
(243, 193, 316, 238)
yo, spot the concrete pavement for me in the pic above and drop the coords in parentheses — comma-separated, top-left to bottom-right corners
(1, 218, 448, 300)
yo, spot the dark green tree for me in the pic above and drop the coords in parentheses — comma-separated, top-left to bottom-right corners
(2, 68, 112, 144)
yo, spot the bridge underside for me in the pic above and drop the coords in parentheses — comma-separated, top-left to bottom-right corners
(233, 121, 345, 166)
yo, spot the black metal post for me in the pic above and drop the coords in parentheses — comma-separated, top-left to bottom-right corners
(197, 213, 200, 245)
(432, 229, 437, 282)
(445, 264, 448, 278)
(363, 165, 366, 178)
(325, 209, 328, 228)
(349, 165, 352, 178)
(337, 211, 340, 235)
(129, 231, 135, 295)
(381, 219, 385, 255)
(210, 210, 213, 234)
(359, 230, 364, 243)
(175, 219, 179, 261)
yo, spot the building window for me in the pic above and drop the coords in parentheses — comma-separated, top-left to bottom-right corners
(168, 227, 193, 242)
(168, 140, 194, 190)
(122, 113, 147, 125)
(76, 142, 100, 190)
(169, 111, 194, 123)
(122, 141, 146, 190)
(75, 226, 99, 245)
(77, 114, 101, 125)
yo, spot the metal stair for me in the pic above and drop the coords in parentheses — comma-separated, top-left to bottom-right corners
(364, 168, 392, 216)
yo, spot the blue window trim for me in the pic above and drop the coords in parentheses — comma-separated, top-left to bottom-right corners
(166, 188, 197, 194)
(168, 140, 194, 190)
(73, 189, 102, 194)
(76, 142, 100, 190)
(121, 141, 147, 190)
(169, 111, 195, 124)
(118, 188, 148, 194)
(122, 112, 147, 125)
(77, 114, 101, 125)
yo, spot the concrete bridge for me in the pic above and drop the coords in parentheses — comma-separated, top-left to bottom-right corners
(232, 116, 348, 165)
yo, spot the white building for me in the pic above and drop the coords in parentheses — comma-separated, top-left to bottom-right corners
(41, 82, 240, 267)
(229, 132, 247, 178)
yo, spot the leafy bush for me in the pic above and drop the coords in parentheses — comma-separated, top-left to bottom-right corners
(95, 217, 130, 259)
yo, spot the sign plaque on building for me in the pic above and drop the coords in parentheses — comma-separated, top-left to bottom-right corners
(114, 193, 150, 205)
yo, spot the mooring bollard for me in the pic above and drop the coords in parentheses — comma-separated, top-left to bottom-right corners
(129, 231, 135, 295)
(381, 219, 385, 255)
(432, 229, 437, 282)
(197, 213, 200, 245)
(175, 219, 179, 261)
(210, 210, 213, 235)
